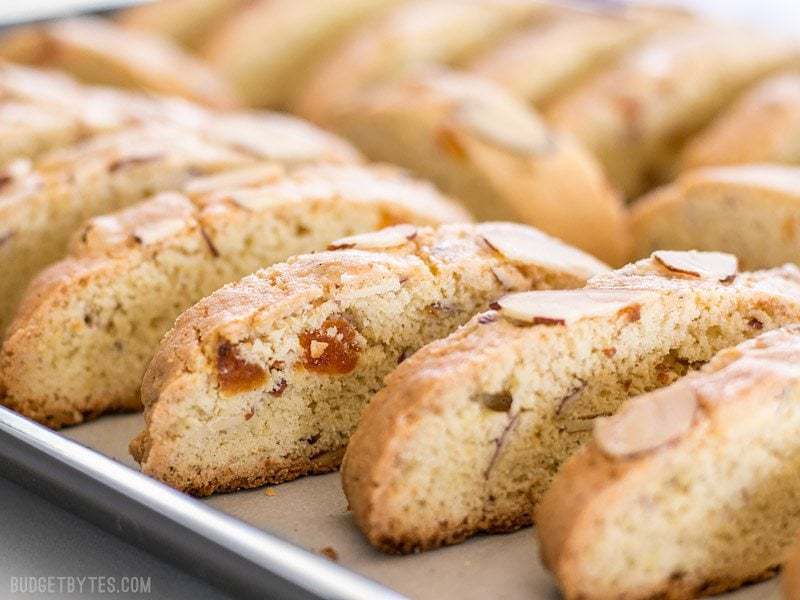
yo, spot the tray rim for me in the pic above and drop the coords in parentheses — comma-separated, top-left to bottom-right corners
(0, 406, 406, 600)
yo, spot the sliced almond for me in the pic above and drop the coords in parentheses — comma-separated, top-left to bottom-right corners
(184, 164, 284, 197)
(495, 289, 653, 325)
(594, 383, 698, 459)
(480, 223, 608, 279)
(455, 97, 551, 156)
(132, 217, 192, 246)
(328, 225, 417, 251)
(652, 250, 737, 281)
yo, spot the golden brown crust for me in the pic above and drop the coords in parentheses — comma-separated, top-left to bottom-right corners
(537, 326, 800, 599)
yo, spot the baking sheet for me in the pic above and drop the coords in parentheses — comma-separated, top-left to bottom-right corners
(63, 413, 780, 600)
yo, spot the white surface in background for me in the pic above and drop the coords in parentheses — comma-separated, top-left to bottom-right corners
(0, 0, 149, 26)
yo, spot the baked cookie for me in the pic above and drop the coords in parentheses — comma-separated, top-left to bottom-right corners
(0, 116, 359, 336)
(295, 0, 549, 122)
(204, 0, 401, 108)
(130, 222, 609, 495)
(341, 251, 800, 553)
(0, 164, 469, 428)
(537, 325, 800, 599)
(0, 102, 83, 167)
(117, 0, 250, 50)
(330, 67, 630, 265)
(682, 72, 800, 170)
(0, 17, 240, 108)
(546, 22, 799, 197)
(630, 164, 800, 270)
(469, 4, 683, 106)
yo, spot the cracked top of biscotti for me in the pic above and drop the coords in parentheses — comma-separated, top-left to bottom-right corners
(139, 221, 610, 413)
(5, 163, 471, 333)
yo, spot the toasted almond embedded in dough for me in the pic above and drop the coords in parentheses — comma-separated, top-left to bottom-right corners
(594, 383, 698, 458)
(480, 223, 609, 279)
(455, 97, 551, 156)
(495, 289, 651, 325)
(328, 225, 417, 250)
(652, 250, 738, 281)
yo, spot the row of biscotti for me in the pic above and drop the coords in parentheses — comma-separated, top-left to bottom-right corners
(111, 1, 800, 198)
(0, 82, 364, 335)
(127, 242, 800, 598)
(118, 243, 800, 597)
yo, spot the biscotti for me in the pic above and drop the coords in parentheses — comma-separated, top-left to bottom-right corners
(330, 68, 630, 265)
(682, 72, 800, 170)
(130, 222, 609, 495)
(546, 22, 799, 197)
(469, 4, 682, 106)
(117, 0, 250, 50)
(341, 251, 800, 553)
(0, 119, 359, 336)
(537, 325, 800, 599)
(1, 164, 468, 428)
(0, 17, 240, 108)
(296, 0, 549, 122)
(204, 0, 401, 108)
(630, 164, 800, 270)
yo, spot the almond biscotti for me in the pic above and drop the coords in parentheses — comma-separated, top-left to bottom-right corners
(0, 119, 359, 336)
(0, 17, 240, 108)
(341, 251, 800, 553)
(130, 222, 609, 495)
(682, 72, 800, 170)
(630, 164, 800, 270)
(1, 164, 468, 428)
(295, 0, 550, 122)
(117, 0, 250, 50)
(204, 0, 401, 108)
(469, 4, 683, 107)
(546, 22, 799, 197)
(330, 68, 630, 265)
(537, 325, 800, 599)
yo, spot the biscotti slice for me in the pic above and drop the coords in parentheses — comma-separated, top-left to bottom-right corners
(341, 251, 800, 553)
(295, 0, 550, 122)
(546, 22, 799, 197)
(117, 0, 250, 50)
(469, 4, 684, 106)
(682, 72, 800, 170)
(0, 101, 83, 167)
(130, 222, 609, 495)
(204, 0, 401, 108)
(537, 325, 800, 599)
(0, 17, 240, 108)
(630, 164, 800, 270)
(0, 164, 470, 428)
(0, 125, 252, 335)
(331, 67, 630, 265)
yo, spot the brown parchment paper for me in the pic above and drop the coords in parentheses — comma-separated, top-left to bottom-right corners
(63, 413, 780, 600)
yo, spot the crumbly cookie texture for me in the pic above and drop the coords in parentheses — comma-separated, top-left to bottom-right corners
(0, 163, 469, 429)
(682, 72, 800, 170)
(0, 17, 241, 108)
(130, 222, 608, 495)
(537, 325, 800, 599)
(341, 251, 800, 553)
(546, 22, 799, 197)
(295, 0, 549, 122)
(630, 164, 800, 270)
(330, 67, 630, 265)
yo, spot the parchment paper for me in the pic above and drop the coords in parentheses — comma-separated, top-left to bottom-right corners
(63, 414, 780, 600)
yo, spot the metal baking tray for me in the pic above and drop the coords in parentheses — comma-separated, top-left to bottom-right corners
(0, 406, 780, 599)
